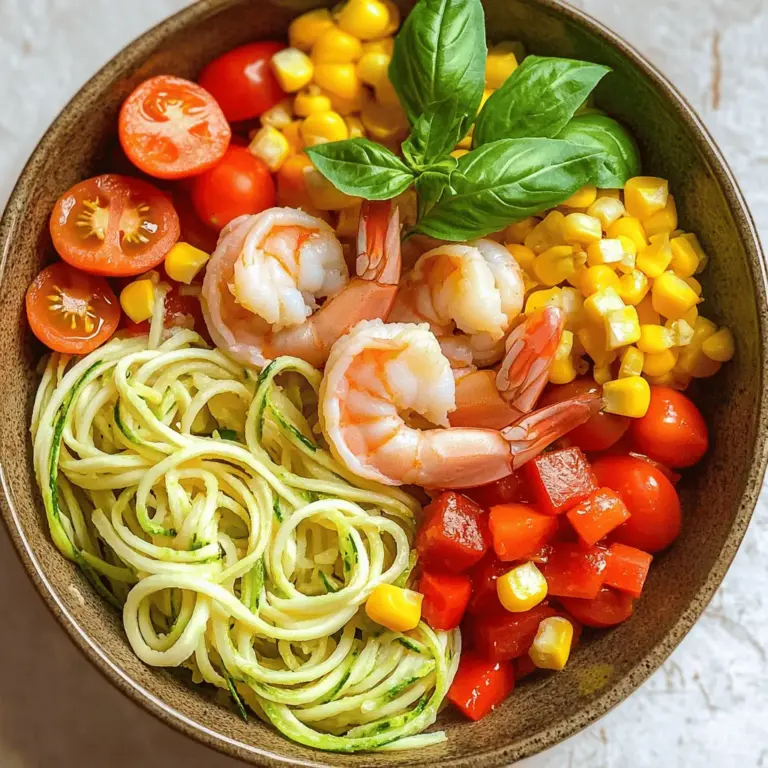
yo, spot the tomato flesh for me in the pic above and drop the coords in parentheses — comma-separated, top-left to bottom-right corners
(541, 542, 608, 599)
(467, 603, 556, 662)
(447, 652, 515, 721)
(566, 488, 631, 547)
(462, 471, 534, 508)
(602, 542, 653, 598)
(466, 553, 509, 615)
(524, 447, 597, 515)
(26, 262, 120, 354)
(419, 570, 472, 631)
(488, 503, 558, 561)
(559, 586, 635, 628)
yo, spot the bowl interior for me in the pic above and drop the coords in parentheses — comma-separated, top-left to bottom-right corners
(1, 1, 766, 766)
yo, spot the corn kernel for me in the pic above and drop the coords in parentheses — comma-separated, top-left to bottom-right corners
(525, 287, 562, 316)
(669, 234, 700, 278)
(485, 41, 520, 89)
(598, 188, 621, 200)
(497, 562, 548, 612)
(374, 74, 401, 107)
(356, 50, 390, 86)
(326, 86, 369, 116)
(636, 233, 672, 278)
(581, 267, 620, 299)
(248, 125, 291, 171)
(587, 238, 623, 267)
(559, 287, 585, 331)
(677, 233, 708, 273)
(534, 245, 580, 286)
(365, 584, 422, 632)
(480, 88, 495, 111)
(294, 85, 333, 117)
(380, 0, 400, 35)
(271, 48, 314, 93)
(607, 217, 648, 251)
(624, 176, 669, 219)
(448, 149, 468, 160)
(603, 376, 651, 418)
(620, 346, 644, 378)
(260, 98, 294, 130)
(637, 324, 675, 354)
(643, 348, 679, 376)
(525, 211, 566, 254)
(304, 165, 360, 210)
(276, 153, 313, 208)
(616, 236, 638, 273)
(529, 616, 574, 671)
(506, 243, 536, 274)
(702, 328, 735, 362)
(314, 62, 361, 100)
(666, 318, 694, 346)
(163, 242, 210, 285)
(281, 120, 304, 154)
(567, 263, 589, 292)
(345, 115, 366, 139)
(362, 37, 395, 56)
(563, 184, 598, 209)
(120, 279, 155, 324)
(361, 96, 407, 141)
(549, 357, 578, 385)
(683, 275, 703, 296)
(652, 271, 700, 320)
(300, 110, 349, 146)
(337, 0, 392, 40)
(577, 322, 616, 367)
(336, 200, 363, 238)
(617, 269, 648, 307)
(677, 347, 721, 378)
(643, 194, 678, 237)
(313, 25, 364, 64)
(592, 364, 612, 385)
(636, 295, 661, 325)
(587, 197, 626, 230)
(289, 8, 334, 51)
(504, 217, 540, 244)
(456, 133, 473, 150)
(606, 305, 641, 349)
(564, 213, 602, 246)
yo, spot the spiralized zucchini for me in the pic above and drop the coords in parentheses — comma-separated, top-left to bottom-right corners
(31, 328, 459, 752)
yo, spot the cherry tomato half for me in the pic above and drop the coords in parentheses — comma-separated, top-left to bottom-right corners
(629, 386, 709, 469)
(119, 75, 231, 179)
(49, 174, 180, 277)
(592, 455, 682, 552)
(191, 146, 276, 230)
(26, 262, 120, 354)
(198, 42, 286, 123)
(558, 587, 635, 628)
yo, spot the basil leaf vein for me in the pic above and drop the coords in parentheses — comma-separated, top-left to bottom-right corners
(402, 97, 464, 170)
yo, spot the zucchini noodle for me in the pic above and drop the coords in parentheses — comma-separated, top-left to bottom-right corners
(31, 327, 460, 752)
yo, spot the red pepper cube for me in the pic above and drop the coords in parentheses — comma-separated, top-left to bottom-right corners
(462, 471, 534, 509)
(603, 542, 653, 597)
(524, 447, 598, 515)
(489, 503, 559, 561)
(416, 491, 489, 573)
(466, 553, 509, 615)
(447, 651, 515, 721)
(566, 488, 631, 547)
(419, 570, 472, 631)
(467, 603, 557, 661)
(541, 542, 608, 599)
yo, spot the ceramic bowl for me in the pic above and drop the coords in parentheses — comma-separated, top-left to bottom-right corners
(1, 1, 766, 765)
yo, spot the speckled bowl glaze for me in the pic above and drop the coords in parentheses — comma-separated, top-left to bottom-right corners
(0, 0, 765, 765)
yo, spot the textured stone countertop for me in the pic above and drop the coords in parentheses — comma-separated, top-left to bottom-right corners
(1, 1, 766, 766)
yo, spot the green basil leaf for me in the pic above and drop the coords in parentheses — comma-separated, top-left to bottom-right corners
(389, 0, 486, 138)
(402, 97, 464, 170)
(414, 159, 457, 219)
(411, 138, 602, 241)
(557, 114, 641, 188)
(306, 139, 416, 200)
(474, 56, 611, 145)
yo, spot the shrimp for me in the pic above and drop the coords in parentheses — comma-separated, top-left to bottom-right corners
(388, 239, 525, 367)
(319, 320, 600, 488)
(202, 202, 401, 368)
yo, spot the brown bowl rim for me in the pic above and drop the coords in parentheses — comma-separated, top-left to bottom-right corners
(1, 0, 766, 765)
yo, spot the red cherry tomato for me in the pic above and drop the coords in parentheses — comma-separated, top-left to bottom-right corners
(198, 42, 286, 123)
(541, 378, 630, 452)
(592, 455, 682, 552)
(192, 146, 276, 230)
(558, 586, 635, 628)
(26, 262, 120, 354)
(629, 386, 709, 469)
(119, 76, 231, 179)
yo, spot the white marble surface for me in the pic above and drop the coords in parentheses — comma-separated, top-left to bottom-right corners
(1, 1, 766, 766)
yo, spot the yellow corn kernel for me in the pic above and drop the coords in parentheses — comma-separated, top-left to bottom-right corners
(314, 63, 361, 100)
(120, 279, 155, 324)
(592, 364, 611, 385)
(666, 318, 694, 346)
(683, 275, 703, 297)
(679, 315, 716, 349)
(616, 236, 638, 273)
(603, 376, 651, 418)
(356, 50, 390, 86)
(504, 217, 540, 244)
(164, 242, 210, 285)
(566, 263, 588, 292)
(564, 213, 602, 246)
(271, 48, 314, 93)
(598, 188, 621, 200)
(587, 238, 623, 267)
(643, 194, 678, 237)
(529, 616, 574, 671)
(619, 346, 644, 378)
(304, 165, 360, 210)
(312, 25, 364, 64)
(702, 328, 735, 362)
(607, 216, 649, 251)
(636, 233, 672, 279)
(326, 86, 369, 116)
(506, 243, 536, 274)
(677, 345, 721, 379)
(480, 88, 495, 112)
(294, 85, 333, 117)
(637, 323, 675, 354)
(562, 184, 598, 209)
(336, 200, 363, 238)
(549, 357, 578, 385)
(362, 36, 395, 55)
(605, 305, 640, 350)
(248, 125, 291, 171)
(260, 98, 294, 130)
(361, 96, 407, 141)
(289, 8, 335, 51)
(587, 197, 626, 230)
(365, 584, 422, 632)
(643, 348, 679, 377)
(636, 295, 661, 325)
(559, 287, 585, 331)
(677, 233, 708, 273)
(485, 41, 520, 89)
(624, 176, 669, 219)
(577, 322, 616, 367)
(525, 211, 566, 254)
(617, 269, 649, 307)
(374, 75, 401, 107)
(337, 0, 391, 40)
(534, 245, 580, 286)
(652, 271, 700, 320)
(281, 120, 304, 155)
(450, 149, 469, 159)
(345, 115, 366, 139)
(497, 562, 548, 612)
(300, 110, 349, 146)
(380, 0, 400, 34)
(456, 133, 473, 150)
(581, 266, 620, 298)
(525, 287, 562, 316)
(669, 234, 700, 278)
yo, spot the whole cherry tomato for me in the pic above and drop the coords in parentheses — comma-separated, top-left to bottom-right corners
(629, 386, 709, 468)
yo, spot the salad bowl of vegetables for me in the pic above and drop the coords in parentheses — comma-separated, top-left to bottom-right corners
(0, 0, 766, 766)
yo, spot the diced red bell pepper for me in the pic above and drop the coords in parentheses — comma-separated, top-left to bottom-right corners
(602, 542, 653, 598)
(447, 651, 515, 721)
(419, 570, 472, 631)
(541, 542, 608, 599)
(513, 654, 537, 681)
(467, 603, 557, 661)
(558, 586, 635, 628)
(524, 447, 598, 515)
(489, 503, 559, 562)
(466, 553, 509, 615)
(462, 471, 534, 509)
(416, 491, 489, 573)
(566, 488, 631, 547)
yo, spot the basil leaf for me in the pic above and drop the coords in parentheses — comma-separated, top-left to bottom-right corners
(414, 159, 457, 219)
(412, 138, 602, 241)
(474, 56, 611, 145)
(557, 114, 641, 188)
(389, 0, 486, 139)
(306, 139, 416, 200)
(402, 97, 464, 170)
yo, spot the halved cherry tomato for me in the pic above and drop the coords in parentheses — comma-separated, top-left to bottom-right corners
(191, 146, 276, 230)
(541, 378, 630, 452)
(447, 652, 515, 721)
(198, 42, 286, 123)
(592, 455, 682, 552)
(119, 75, 231, 179)
(26, 262, 120, 354)
(629, 386, 709, 469)
(49, 175, 180, 277)
(558, 586, 635, 628)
